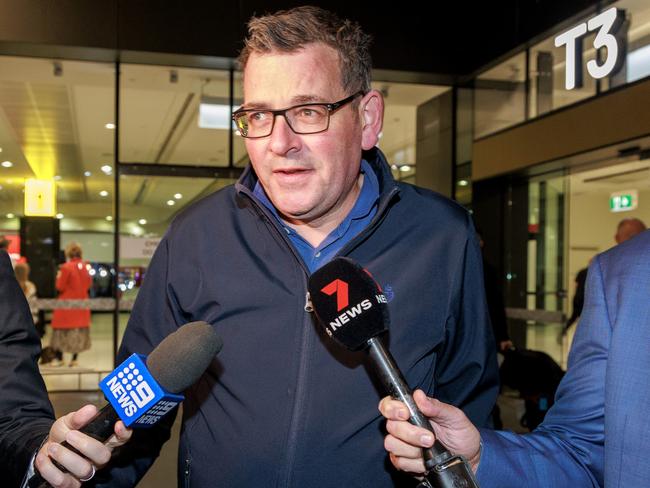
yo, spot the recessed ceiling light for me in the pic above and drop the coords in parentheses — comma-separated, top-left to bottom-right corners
(56, 213, 64, 219)
(99, 190, 109, 197)
(1, 161, 13, 168)
(138, 219, 147, 225)
(458, 179, 469, 187)
(167, 200, 175, 206)
(399, 165, 411, 172)
(84, 171, 92, 177)
(101, 165, 112, 175)
(54, 175, 62, 181)
(106, 215, 113, 221)
(6, 213, 15, 218)
(105, 123, 116, 130)
(174, 193, 182, 199)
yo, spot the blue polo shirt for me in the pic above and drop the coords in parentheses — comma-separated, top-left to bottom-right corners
(253, 160, 379, 273)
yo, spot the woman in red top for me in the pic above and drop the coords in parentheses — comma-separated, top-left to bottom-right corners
(50, 242, 92, 367)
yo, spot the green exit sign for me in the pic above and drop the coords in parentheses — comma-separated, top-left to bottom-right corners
(610, 190, 638, 212)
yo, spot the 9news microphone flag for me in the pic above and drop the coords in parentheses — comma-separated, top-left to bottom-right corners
(308, 257, 480, 488)
(31, 321, 222, 488)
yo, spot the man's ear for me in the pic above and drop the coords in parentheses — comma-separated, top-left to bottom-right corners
(359, 90, 384, 150)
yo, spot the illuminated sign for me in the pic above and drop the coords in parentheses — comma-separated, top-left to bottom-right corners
(24, 179, 56, 216)
(609, 190, 637, 212)
(555, 7, 626, 90)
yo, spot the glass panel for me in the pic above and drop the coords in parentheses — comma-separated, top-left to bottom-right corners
(455, 162, 472, 207)
(526, 174, 567, 366)
(474, 52, 526, 138)
(120, 64, 243, 167)
(602, 0, 650, 90)
(371, 81, 449, 185)
(529, 30, 597, 118)
(455, 88, 473, 206)
(0, 55, 116, 386)
(456, 87, 473, 165)
(233, 71, 248, 167)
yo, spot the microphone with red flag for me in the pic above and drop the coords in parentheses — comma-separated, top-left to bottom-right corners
(308, 257, 479, 488)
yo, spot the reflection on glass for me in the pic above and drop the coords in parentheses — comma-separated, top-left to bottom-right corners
(120, 64, 235, 167)
(474, 52, 526, 138)
(371, 81, 450, 189)
(529, 31, 597, 118)
(0, 55, 117, 381)
(602, 0, 650, 89)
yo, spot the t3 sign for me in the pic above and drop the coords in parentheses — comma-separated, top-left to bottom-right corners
(554, 7, 626, 90)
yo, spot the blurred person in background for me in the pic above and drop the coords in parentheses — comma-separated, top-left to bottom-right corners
(562, 218, 646, 342)
(13, 262, 41, 337)
(614, 217, 646, 244)
(0, 234, 17, 267)
(49, 242, 92, 367)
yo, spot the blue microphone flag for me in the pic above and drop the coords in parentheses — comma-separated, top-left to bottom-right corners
(100, 353, 184, 427)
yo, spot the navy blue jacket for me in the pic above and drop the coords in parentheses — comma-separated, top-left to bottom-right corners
(109, 148, 498, 487)
(0, 251, 55, 488)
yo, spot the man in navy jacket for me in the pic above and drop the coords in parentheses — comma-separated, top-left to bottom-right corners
(381, 230, 650, 487)
(29, 7, 498, 487)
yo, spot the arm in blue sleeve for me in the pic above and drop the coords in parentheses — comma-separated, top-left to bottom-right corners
(476, 256, 608, 487)
(434, 216, 499, 428)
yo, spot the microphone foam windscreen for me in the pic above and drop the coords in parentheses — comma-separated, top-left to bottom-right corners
(308, 257, 390, 351)
(147, 321, 223, 393)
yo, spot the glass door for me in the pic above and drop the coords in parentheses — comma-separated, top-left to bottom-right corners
(526, 172, 567, 366)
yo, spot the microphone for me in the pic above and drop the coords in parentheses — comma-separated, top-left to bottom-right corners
(32, 321, 223, 487)
(308, 258, 479, 488)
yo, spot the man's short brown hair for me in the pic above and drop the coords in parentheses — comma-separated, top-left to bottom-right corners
(238, 6, 372, 95)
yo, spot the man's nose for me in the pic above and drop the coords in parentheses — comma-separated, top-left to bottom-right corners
(268, 114, 300, 155)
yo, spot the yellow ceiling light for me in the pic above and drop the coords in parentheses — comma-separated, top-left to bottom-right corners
(24, 178, 56, 216)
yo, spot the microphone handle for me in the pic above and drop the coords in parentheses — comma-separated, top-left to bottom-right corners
(29, 404, 120, 488)
(366, 337, 480, 488)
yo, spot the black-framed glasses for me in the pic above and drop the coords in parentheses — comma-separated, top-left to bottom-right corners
(232, 91, 364, 139)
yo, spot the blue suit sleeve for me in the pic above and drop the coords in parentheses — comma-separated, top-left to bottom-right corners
(476, 256, 609, 487)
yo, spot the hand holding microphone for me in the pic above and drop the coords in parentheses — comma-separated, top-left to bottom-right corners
(380, 390, 482, 476)
(308, 258, 480, 488)
(32, 321, 223, 488)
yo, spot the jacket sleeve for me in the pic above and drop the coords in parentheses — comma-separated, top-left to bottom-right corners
(0, 251, 55, 488)
(55, 264, 68, 293)
(433, 217, 499, 427)
(92, 234, 182, 487)
(476, 256, 607, 487)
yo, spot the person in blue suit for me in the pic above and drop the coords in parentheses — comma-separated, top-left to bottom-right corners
(380, 229, 650, 487)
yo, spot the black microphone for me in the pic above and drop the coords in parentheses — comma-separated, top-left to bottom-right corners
(31, 321, 223, 487)
(308, 258, 479, 488)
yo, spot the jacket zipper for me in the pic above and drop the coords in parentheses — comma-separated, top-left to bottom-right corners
(239, 192, 312, 487)
(237, 184, 398, 487)
(183, 458, 191, 488)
